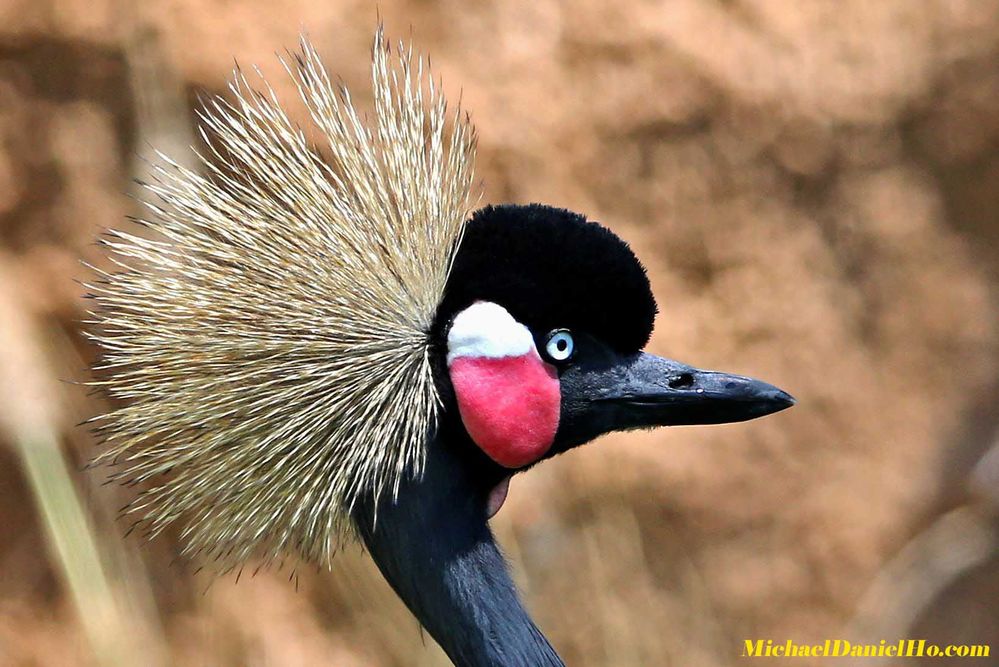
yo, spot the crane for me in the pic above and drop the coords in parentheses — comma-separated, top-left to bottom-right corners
(87, 26, 794, 667)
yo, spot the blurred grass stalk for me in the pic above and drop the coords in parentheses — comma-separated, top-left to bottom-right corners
(17, 433, 135, 667)
(0, 263, 151, 667)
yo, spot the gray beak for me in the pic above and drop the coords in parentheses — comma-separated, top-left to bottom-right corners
(556, 350, 795, 450)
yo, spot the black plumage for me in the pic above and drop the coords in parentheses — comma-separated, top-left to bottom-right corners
(435, 204, 658, 354)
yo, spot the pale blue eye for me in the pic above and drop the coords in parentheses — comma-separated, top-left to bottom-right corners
(545, 330, 574, 362)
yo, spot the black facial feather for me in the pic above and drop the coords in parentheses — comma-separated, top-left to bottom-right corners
(434, 204, 658, 353)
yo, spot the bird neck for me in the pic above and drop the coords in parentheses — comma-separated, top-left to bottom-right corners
(354, 431, 564, 667)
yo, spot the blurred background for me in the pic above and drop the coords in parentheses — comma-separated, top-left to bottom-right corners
(0, 1, 998, 665)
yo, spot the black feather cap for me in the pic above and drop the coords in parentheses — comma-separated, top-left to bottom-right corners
(434, 204, 658, 352)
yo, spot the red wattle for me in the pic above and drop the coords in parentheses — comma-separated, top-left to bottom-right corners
(449, 353, 560, 468)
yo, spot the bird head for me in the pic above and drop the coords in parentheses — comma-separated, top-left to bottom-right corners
(426, 204, 793, 519)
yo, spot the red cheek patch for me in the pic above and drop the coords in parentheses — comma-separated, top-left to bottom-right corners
(449, 353, 560, 468)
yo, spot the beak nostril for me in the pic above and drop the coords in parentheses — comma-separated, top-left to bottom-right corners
(668, 372, 695, 389)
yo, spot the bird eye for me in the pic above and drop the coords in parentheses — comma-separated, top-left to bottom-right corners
(544, 330, 574, 363)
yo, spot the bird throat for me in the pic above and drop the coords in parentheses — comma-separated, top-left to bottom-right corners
(446, 302, 560, 468)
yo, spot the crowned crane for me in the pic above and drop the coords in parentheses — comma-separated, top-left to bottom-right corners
(87, 26, 794, 667)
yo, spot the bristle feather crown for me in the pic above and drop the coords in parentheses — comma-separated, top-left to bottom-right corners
(86, 26, 476, 569)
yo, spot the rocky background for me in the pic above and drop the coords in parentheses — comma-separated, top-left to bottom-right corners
(1, 1, 998, 665)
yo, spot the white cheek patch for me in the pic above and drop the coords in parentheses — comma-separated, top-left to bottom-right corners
(447, 301, 535, 364)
